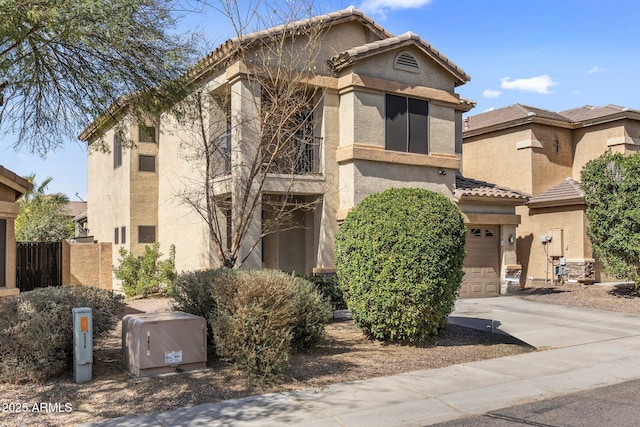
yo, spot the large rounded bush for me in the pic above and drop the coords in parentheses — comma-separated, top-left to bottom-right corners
(335, 188, 466, 342)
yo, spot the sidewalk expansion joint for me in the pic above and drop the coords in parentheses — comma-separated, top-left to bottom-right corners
(485, 412, 559, 426)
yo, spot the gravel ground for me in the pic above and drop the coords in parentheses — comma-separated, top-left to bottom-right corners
(0, 296, 531, 427)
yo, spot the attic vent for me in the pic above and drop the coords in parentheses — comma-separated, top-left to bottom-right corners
(394, 52, 420, 73)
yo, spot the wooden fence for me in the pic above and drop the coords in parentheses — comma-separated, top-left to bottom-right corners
(16, 242, 62, 292)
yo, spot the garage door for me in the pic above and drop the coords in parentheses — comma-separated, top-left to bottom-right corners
(460, 226, 500, 298)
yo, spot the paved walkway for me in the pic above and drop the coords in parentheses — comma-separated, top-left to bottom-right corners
(80, 297, 640, 427)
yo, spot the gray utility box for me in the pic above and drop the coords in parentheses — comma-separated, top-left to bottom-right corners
(122, 311, 207, 377)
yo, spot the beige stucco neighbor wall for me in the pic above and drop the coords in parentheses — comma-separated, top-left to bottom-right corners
(572, 121, 640, 178)
(516, 205, 589, 282)
(530, 124, 573, 195)
(62, 240, 112, 290)
(462, 128, 534, 195)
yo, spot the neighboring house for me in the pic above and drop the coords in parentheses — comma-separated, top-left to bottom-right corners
(80, 8, 525, 297)
(65, 201, 89, 238)
(462, 103, 640, 284)
(0, 166, 30, 297)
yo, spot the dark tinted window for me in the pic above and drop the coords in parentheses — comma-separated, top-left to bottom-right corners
(139, 155, 156, 172)
(138, 226, 156, 244)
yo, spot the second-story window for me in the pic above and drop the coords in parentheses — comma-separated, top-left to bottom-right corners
(385, 94, 429, 155)
(113, 134, 123, 168)
(139, 155, 156, 172)
(138, 125, 156, 143)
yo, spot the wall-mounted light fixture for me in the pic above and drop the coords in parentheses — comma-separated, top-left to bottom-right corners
(438, 169, 447, 175)
(508, 235, 515, 244)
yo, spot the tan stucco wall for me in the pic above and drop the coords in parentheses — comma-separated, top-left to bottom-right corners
(157, 111, 220, 273)
(62, 240, 112, 290)
(572, 121, 637, 179)
(351, 45, 456, 92)
(0, 199, 20, 296)
(462, 128, 534, 195)
(516, 205, 589, 281)
(530, 124, 573, 195)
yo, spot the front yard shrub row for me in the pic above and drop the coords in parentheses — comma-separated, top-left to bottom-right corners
(0, 286, 124, 383)
(335, 188, 466, 342)
(171, 269, 331, 379)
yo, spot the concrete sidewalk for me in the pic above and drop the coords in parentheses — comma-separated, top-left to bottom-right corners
(80, 297, 640, 427)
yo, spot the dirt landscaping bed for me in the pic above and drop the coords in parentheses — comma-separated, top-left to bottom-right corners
(4, 283, 637, 427)
(0, 297, 531, 427)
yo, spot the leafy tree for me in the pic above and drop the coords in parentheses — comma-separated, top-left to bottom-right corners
(581, 150, 640, 289)
(15, 174, 74, 242)
(0, 0, 198, 155)
(335, 188, 467, 342)
(113, 242, 177, 297)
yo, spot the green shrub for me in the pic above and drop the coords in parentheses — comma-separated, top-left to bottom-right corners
(113, 243, 177, 297)
(335, 188, 466, 342)
(0, 286, 124, 383)
(303, 274, 347, 310)
(169, 268, 240, 349)
(172, 268, 330, 379)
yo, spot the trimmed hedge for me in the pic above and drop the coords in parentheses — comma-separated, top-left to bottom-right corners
(335, 188, 466, 342)
(0, 286, 124, 383)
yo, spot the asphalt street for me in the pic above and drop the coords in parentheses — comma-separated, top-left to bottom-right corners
(432, 378, 640, 427)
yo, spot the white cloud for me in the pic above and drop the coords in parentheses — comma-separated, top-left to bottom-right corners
(482, 89, 502, 98)
(500, 75, 557, 94)
(588, 66, 603, 74)
(483, 107, 496, 113)
(359, 0, 432, 19)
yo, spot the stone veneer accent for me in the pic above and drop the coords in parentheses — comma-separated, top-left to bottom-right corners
(566, 259, 595, 283)
(504, 264, 523, 292)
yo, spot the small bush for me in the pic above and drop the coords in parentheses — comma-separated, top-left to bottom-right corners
(335, 188, 466, 342)
(113, 243, 176, 297)
(211, 271, 295, 379)
(172, 268, 330, 379)
(0, 286, 124, 383)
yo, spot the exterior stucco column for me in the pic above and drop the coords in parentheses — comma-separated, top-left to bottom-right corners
(0, 204, 20, 297)
(229, 70, 262, 269)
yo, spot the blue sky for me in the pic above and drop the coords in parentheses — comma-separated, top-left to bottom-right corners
(2, 0, 639, 198)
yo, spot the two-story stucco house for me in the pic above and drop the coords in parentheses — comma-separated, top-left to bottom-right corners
(463, 103, 640, 285)
(81, 8, 527, 298)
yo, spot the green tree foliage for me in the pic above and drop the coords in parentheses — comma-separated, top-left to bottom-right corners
(0, 0, 197, 154)
(113, 243, 177, 297)
(335, 188, 467, 342)
(581, 150, 640, 289)
(15, 174, 73, 242)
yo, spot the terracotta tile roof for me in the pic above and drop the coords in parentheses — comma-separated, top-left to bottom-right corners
(328, 31, 470, 85)
(454, 174, 529, 201)
(191, 7, 394, 78)
(463, 104, 571, 132)
(464, 104, 640, 134)
(559, 104, 640, 122)
(528, 178, 585, 207)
